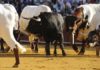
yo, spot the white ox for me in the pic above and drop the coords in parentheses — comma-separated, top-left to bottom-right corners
(0, 4, 26, 67)
(77, 4, 100, 30)
(19, 5, 52, 32)
(65, 4, 100, 55)
(76, 4, 100, 46)
(19, 5, 52, 52)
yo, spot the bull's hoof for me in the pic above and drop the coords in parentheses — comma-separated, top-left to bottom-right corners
(78, 52, 84, 55)
(34, 51, 38, 53)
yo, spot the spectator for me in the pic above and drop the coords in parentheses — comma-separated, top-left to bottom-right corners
(51, 0, 64, 13)
(63, 0, 73, 15)
(43, 0, 53, 9)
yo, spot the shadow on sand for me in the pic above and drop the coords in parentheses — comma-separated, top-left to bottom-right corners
(0, 53, 99, 58)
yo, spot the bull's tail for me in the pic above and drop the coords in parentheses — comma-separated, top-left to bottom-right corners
(21, 16, 32, 20)
(15, 41, 26, 53)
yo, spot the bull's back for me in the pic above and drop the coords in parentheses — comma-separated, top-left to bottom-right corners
(41, 12, 64, 34)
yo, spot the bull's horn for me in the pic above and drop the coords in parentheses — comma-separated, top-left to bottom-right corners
(32, 17, 41, 21)
(72, 32, 75, 44)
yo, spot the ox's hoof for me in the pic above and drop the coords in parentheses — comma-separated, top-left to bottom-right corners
(53, 53, 57, 56)
(13, 65, 18, 68)
(12, 63, 19, 68)
(46, 53, 51, 57)
(62, 53, 66, 56)
(0, 50, 5, 53)
(96, 54, 99, 57)
(74, 50, 79, 53)
(96, 52, 99, 57)
(21, 48, 26, 53)
(53, 51, 57, 56)
(5, 47, 10, 53)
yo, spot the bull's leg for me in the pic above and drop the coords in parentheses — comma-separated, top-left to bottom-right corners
(30, 42, 34, 51)
(78, 40, 85, 55)
(96, 46, 100, 56)
(13, 46, 20, 67)
(59, 44, 66, 56)
(30, 39, 38, 53)
(45, 42, 50, 56)
(53, 41, 57, 56)
(34, 39, 38, 53)
(59, 34, 66, 56)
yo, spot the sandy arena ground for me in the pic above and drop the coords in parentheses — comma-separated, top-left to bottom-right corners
(0, 44, 100, 70)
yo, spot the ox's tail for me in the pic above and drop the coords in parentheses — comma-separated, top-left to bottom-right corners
(15, 41, 26, 53)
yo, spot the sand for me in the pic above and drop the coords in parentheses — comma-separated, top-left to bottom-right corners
(0, 44, 100, 70)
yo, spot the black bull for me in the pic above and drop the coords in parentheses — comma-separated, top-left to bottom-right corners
(87, 28, 100, 56)
(25, 12, 66, 56)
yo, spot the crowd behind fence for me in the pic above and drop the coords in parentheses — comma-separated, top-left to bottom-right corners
(0, 0, 100, 43)
(0, 0, 100, 16)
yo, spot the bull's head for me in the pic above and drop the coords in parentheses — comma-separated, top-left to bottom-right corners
(64, 7, 89, 52)
(87, 29, 100, 47)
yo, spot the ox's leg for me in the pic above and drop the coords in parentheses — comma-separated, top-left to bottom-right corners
(0, 39, 4, 52)
(59, 34, 66, 56)
(72, 44, 79, 53)
(3, 38, 20, 67)
(5, 46, 10, 53)
(13, 46, 20, 67)
(2, 28, 24, 67)
(72, 33, 79, 53)
(30, 42, 34, 51)
(45, 42, 50, 56)
(78, 40, 85, 55)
